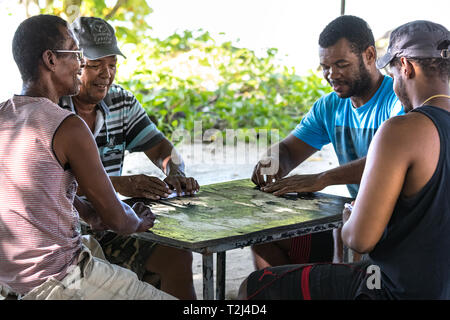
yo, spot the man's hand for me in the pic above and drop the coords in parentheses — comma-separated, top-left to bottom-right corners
(133, 202, 156, 232)
(333, 201, 361, 263)
(251, 157, 281, 187)
(164, 175, 200, 196)
(115, 174, 171, 200)
(342, 202, 354, 225)
(260, 173, 326, 196)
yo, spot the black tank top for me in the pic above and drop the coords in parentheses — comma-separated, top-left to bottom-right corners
(369, 105, 450, 299)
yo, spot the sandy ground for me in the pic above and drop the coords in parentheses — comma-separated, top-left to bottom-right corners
(122, 142, 350, 299)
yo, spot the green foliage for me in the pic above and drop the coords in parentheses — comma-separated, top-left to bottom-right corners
(31, 0, 332, 142)
(117, 29, 331, 141)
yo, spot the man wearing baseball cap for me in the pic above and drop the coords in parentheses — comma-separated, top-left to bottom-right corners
(59, 17, 198, 300)
(239, 20, 450, 300)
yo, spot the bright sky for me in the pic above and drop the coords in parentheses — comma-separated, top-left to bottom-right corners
(0, 0, 448, 101)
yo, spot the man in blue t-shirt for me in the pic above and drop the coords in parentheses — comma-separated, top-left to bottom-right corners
(240, 19, 450, 301)
(251, 15, 404, 269)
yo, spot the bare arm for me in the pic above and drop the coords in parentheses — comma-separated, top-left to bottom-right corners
(53, 115, 152, 235)
(320, 157, 366, 186)
(262, 157, 366, 195)
(259, 133, 366, 195)
(110, 174, 171, 200)
(73, 195, 99, 225)
(144, 138, 199, 195)
(111, 138, 199, 198)
(143, 138, 184, 176)
(252, 134, 318, 187)
(341, 118, 412, 253)
(109, 139, 176, 197)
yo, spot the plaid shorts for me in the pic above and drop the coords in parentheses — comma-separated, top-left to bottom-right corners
(82, 226, 157, 281)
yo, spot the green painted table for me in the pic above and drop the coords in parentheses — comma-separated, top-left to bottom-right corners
(126, 179, 353, 300)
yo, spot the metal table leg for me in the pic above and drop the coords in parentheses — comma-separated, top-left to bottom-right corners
(202, 253, 214, 300)
(343, 245, 354, 263)
(216, 251, 226, 300)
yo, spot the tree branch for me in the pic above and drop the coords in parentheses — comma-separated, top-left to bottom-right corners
(105, 0, 127, 20)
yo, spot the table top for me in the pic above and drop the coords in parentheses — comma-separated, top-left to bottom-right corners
(128, 179, 353, 253)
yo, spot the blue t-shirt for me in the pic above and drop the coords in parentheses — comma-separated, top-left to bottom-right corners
(292, 76, 404, 197)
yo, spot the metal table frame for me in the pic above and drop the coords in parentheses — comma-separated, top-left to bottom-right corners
(131, 212, 345, 300)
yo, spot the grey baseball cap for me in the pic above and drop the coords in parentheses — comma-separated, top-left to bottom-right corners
(71, 17, 126, 60)
(376, 20, 449, 69)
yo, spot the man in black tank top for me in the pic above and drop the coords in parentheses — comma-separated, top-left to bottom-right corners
(239, 20, 450, 300)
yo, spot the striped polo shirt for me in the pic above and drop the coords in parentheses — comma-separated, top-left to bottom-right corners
(60, 84, 165, 176)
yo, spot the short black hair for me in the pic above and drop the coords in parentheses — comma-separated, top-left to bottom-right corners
(319, 15, 375, 54)
(12, 14, 69, 82)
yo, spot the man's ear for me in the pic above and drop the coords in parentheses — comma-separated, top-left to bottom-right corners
(41, 49, 56, 71)
(363, 46, 377, 65)
(400, 57, 415, 79)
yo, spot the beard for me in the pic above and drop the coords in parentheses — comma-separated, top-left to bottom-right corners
(329, 56, 372, 99)
(395, 76, 413, 112)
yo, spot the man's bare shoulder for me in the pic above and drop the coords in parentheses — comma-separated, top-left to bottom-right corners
(55, 114, 95, 151)
(58, 114, 91, 136)
(376, 111, 438, 151)
(382, 111, 434, 134)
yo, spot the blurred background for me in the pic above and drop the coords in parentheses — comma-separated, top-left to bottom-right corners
(2, 0, 448, 299)
(1, 0, 448, 142)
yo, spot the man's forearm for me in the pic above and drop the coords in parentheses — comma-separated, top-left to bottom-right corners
(265, 141, 298, 178)
(114, 201, 142, 234)
(319, 157, 366, 188)
(162, 146, 186, 177)
(144, 139, 185, 176)
(73, 195, 100, 225)
(165, 157, 186, 177)
(109, 175, 126, 194)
